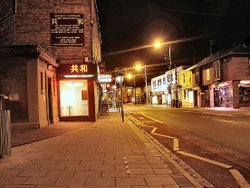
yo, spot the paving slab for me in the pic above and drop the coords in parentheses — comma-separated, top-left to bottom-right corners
(0, 112, 202, 187)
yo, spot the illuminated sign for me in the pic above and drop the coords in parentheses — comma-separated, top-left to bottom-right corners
(70, 64, 88, 73)
(50, 14, 84, 46)
(240, 80, 250, 85)
(98, 74, 112, 83)
(57, 63, 97, 79)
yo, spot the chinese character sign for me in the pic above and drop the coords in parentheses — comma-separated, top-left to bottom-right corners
(70, 64, 88, 73)
(50, 14, 84, 46)
(57, 63, 97, 80)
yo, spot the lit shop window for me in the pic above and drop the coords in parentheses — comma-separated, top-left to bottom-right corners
(59, 80, 89, 116)
(248, 57, 250, 75)
(206, 69, 210, 81)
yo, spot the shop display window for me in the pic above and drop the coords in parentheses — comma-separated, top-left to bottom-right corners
(239, 86, 250, 103)
(60, 80, 89, 116)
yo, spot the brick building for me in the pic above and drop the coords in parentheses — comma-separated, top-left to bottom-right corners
(190, 44, 250, 108)
(0, 0, 102, 128)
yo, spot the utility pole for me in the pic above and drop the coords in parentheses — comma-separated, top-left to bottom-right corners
(120, 81, 124, 122)
(133, 76, 136, 105)
(144, 66, 148, 104)
(168, 45, 173, 107)
(168, 45, 172, 70)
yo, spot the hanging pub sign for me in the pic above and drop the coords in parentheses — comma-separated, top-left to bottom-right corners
(57, 63, 97, 79)
(50, 13, 84, 46)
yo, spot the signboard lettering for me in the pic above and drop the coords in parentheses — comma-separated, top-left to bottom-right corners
(50, 14, 84, 46)
(57, 63, 97, 80)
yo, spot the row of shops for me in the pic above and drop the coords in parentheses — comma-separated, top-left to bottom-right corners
(150, 44, 250, 109)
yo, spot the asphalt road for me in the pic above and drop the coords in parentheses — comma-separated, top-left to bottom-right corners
(125, 104, 250, 155)
(124, 104, 250, 188)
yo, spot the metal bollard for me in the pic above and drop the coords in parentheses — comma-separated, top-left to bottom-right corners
(0, 110, 11, 158)
(0, 94, 11, 159)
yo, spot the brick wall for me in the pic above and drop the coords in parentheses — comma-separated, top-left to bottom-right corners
(4, 0, 100, 65)
(225, 57, 250, 81)
(0, 57, 28, 122)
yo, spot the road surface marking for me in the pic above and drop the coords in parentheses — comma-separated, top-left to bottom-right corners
(139, 116, 144, 119)
(150, 127, 157, 134)
(129, 113, 179, 151)
(153, 132, 175, 139)
(140, 113, 163, 124)
(183, 111, 202, 114)
(200, 116, 247, 125)
(127, 113, 248, 188)
(229, 169, 250, 188)
(177, 151, 232, 169)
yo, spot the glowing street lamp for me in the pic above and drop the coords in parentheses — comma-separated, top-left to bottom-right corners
(153, 38, 175, 107)
(153, 41, 162, 49)
(135, 64, 142, 71)
(126, 73, 133, 79)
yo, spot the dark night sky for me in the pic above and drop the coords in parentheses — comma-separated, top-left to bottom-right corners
(96, 0, 250, 78)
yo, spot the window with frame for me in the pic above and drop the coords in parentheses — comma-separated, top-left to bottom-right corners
(183, 74, 186, 84)
(53, 77, 56, 95)
(163, 77, 166, 84)
(153, 81, 156, 87)
(157, 79, 162, 86)
(183, 89, 187, 99)
(195, 68, 200, 85)
(206, 69, 210, 81)
(167, 74, 171, 82)
(213, 60, 221, 80)
(40, 72, 44, 93)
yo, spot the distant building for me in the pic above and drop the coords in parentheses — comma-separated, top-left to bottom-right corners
(151, 74, 167, 105)
(178, 66, 196, 108)
(151, 66, 187, 106)
(0, 0, 102, 129)
(190, 44, 250, 108)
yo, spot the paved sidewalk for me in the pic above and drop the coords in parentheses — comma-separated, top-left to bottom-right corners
(0, 113, 201, 188)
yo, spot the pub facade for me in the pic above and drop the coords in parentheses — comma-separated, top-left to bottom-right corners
(0, 0, 102, 128)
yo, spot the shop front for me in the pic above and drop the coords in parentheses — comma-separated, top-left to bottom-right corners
(57, 63, 97, 121)
(239, 80, 250, 107)
(212, 81, 233, 108)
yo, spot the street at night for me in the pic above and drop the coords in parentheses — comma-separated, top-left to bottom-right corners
(1, 0, 250, 187)
(125, 104, 250, 187)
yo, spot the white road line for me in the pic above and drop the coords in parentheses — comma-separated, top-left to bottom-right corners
(139, 116, 144, 119)
(153, 132, 176, 139)
(140, 113, 163, 124)
(150, 127, 157, 134)
(177, 151, 232, 169)
(127, 113, 248, 188)
(229, 169, 250, 188)
(129, 113, 178, 151)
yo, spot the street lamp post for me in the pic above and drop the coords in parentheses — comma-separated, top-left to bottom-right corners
(135, 63, 148, 105)
(168, 45, 172, 70)
(144, 66, 148, 105)
(115, 73, 124, 122)
(126, 73, 137, 105)
(154, 40, 175, 107)
(133, 76, 137, 105)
